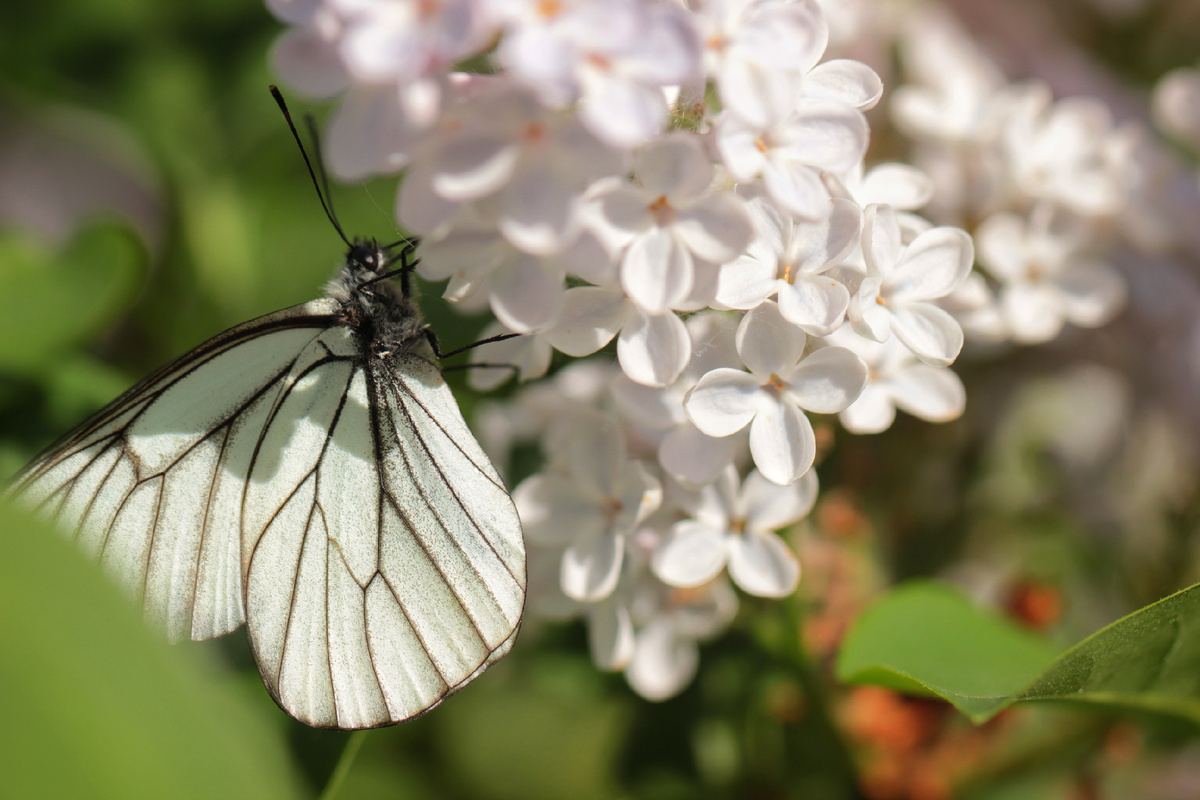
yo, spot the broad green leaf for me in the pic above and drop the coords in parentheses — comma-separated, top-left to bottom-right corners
(0, 502, 305, 800)
(837, 580, 1200, 727)
(836, 582, 1062, 719)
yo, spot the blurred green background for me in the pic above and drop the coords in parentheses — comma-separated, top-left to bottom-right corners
(5, 1, 1200, 799)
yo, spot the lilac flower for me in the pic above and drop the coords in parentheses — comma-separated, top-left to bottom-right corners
(684, 301, 868, 485)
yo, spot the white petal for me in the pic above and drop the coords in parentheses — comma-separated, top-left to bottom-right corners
(861, 203, 901, 278)
(889, 302, 965, 367)
(626, 618, 698, 701)
(782, 100, 869, 174)
(743, 468, 817, 531)
(748, 400, 815, 485)
(433, 137, 520, 200)
(579, 70, 667, 148)
(396, 164, 461, 233)
(615, 461, 664, 531)
(674, 194, 756, 264)
(976, 213, 1029, 282)
(498, 163, 582, 255)
(777, 275, 850, 336)
(658, 423, 735, 486)
(621, 3, 703, 85)
(617, 309, 691, 387)
(717, 54, 793, 130)
(737, 300, 807, 379)
(326, 85, 421, 180)
(562, 533, 625, 602)
(417, 228, 507, 284)
(714, 256, 778, 310)
(728, 532, 800, 597)
(1002, 283, 1065, 344)
(763, 161, 831, 220)
(622, 227, 694, 314)
(847, 276, 891, 342)
(497, 24, 577, 106)
(560, 230, 619, 287)
(885, 226, 975, 302)
(671, 578, 739, 638)
(544, 287, 625, 356)
(1055, 260, 1127, 328)
(685, 260, 732, 315)
(838, 385, 897, 434)
(653, 520, 730, 588)
(488, 254, 565, 333)
(589, 602, 635, 671)
(514, 473, 605, 545)
(789, 196, 862, 273)
(859, 164, 934, 211)
(594, 186, 653, 243)
(889, 364, 966, 422)
(787, 346, 868, 413)
(715, 113, 769, 180)
(271, 26, 350, 99)
(467, 327, 552, 391)
(635, 134, 712, 200)
(684, 368, 762, 437)
(748, 0, 828, 73)
(805, 59, 883, 110)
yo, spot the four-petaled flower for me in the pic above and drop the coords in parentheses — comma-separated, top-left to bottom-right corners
(592, 133, 755, 315)
(976, 203, 1126, 345)
(716, 187, 861, 335)
(848, 203, 975, 367)
(653, 466, 816, 597)
(684, 300, 868, 485)
(514, 411, 662, 602)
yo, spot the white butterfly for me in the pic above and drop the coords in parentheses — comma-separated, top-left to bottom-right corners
(9, 236, 527, 730)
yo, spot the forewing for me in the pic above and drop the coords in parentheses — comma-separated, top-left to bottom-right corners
(9, 299, 339, 642)
(243, 342, 526, 730)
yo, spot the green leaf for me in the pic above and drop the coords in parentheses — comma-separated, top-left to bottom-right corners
(0, 501, 305, 800)
(837, 580, 1200, 727)
(836, 582, 1062, 720)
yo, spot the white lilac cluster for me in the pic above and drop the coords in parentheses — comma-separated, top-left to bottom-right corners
(268, 0, 1065, 701)
(888, 8, 1140, 346)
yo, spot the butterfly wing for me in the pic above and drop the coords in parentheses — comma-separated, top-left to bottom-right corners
(9, 299, 341, 642)
(241, 332, 526, 729)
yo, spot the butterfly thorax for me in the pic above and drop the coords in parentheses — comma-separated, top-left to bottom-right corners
(325, 239, 429, 360)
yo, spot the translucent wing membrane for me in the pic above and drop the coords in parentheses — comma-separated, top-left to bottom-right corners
(11, 300, 339, 642)
(242, 334, 524, 729)
(11, 300, 526, 730)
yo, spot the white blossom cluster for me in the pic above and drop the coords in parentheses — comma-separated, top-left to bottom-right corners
(266, 0, 1141, 700)
(887, 8, 1141, 346)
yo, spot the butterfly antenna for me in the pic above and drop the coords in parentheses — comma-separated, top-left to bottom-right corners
(304, 114, 344, 234)
(270, 85, 352, 249)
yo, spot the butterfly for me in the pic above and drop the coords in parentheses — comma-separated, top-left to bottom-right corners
(7, 90, 526, 730)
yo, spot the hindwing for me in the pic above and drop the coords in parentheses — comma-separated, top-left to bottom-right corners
(239, 331, 526, 729)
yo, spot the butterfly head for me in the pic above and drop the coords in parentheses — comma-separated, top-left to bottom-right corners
(345, 239, 390, 276)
